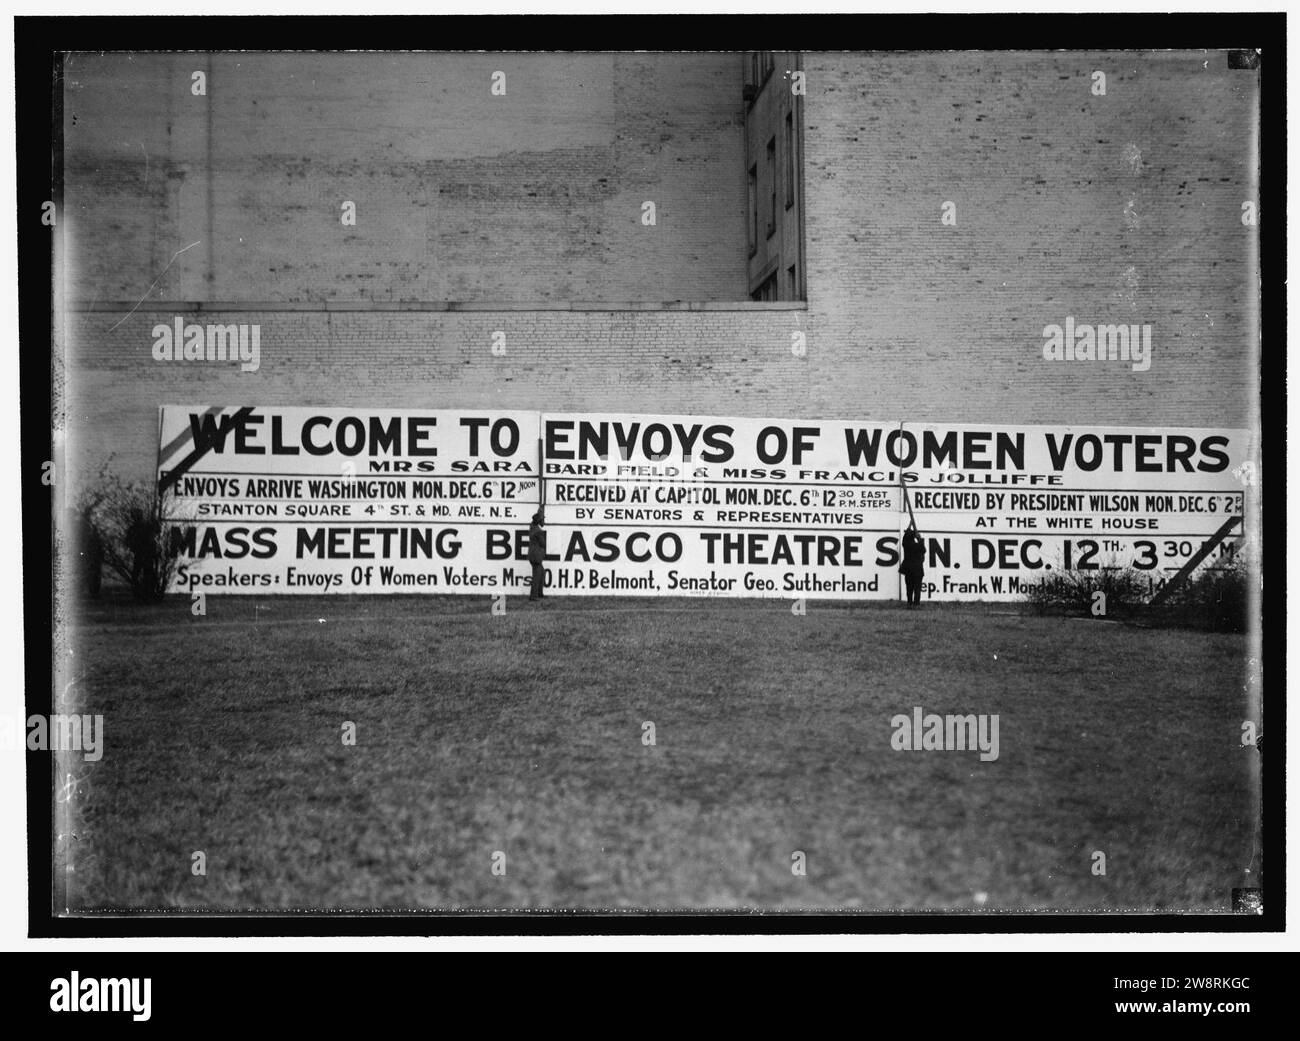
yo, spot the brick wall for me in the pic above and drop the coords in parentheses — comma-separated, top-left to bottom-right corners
(60, 50, 1260, 491)
(62, 52, 748, 303)
(802, 50, 1259, 430)
(63, 305, 807, 484)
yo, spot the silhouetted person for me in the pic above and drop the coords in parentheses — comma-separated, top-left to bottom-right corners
(900, 523, 925, 607)
(528, 510, 547, 601)
(125, 512, 161, 598)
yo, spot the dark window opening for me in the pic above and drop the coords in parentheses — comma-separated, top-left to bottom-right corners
(785, 111, 796, 209)
(787, 263, 798, 299)
(747, 164, 758, 256)
(744, 52, 775, 105)
(765, 136, 776, 237)
(751, 271, 778, 302)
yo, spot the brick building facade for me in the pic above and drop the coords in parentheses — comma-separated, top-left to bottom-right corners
(57, 50, 1259, 491)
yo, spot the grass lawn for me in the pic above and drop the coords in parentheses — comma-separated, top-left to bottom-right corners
(57, 593, 1258, 912)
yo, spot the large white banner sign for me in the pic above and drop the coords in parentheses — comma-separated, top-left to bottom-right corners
(540, 414, 1251, 600)
(869, 421, 1250, 601)
(159, 406, 542, 595)
(159, 406, 1253, 600)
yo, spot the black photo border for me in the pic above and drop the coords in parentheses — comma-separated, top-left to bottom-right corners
(18, 10, 1286, 938)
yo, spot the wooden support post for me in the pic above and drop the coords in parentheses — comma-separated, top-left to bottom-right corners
(537, 436, 544, 519)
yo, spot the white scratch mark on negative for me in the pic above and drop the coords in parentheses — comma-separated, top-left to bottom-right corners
(108, 240, 201, 332)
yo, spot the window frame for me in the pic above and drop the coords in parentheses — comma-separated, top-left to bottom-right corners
(784, 110, 796, 210)
(751, 270, 779, 302)
(765, 136, 777, 239)
(747, 163, 759, 257)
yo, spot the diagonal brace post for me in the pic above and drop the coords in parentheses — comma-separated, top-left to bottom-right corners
(1147, 514, 1242, 607)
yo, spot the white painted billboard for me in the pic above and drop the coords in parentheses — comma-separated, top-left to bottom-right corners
(159, 406, 1253, 600)
(159, 406, 542, 594)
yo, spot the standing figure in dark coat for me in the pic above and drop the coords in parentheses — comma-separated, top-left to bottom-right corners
(125, 511, 162, 599)
(900, 523, 925, 607)
(528, 510, 547, 601)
